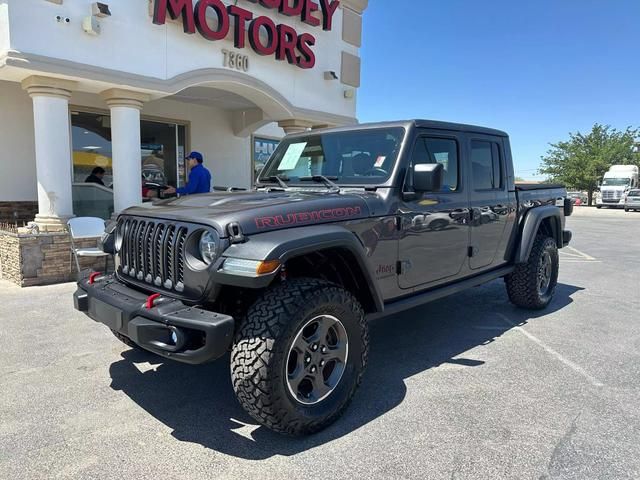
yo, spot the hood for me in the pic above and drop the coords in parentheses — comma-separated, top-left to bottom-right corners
(122, 189, 376, 236)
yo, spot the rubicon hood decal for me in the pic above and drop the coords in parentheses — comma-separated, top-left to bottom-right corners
(255, 206, 363, 229)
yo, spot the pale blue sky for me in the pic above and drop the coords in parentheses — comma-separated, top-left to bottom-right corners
(357, 0, 640, 180)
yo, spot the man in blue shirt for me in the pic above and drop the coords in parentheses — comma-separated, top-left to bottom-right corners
(164, 151, 211, 196)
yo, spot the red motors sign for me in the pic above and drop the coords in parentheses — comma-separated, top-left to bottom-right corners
(153, 0, 340, 70)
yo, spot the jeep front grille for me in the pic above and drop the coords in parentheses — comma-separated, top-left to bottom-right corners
(118, 218, 187, 292)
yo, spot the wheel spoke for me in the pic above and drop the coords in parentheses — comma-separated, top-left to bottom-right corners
(310, 317, 333, 344)
(324, 341, 348, 364)
(310, 375, 333, 401)
(292, 333, 311, 354)
(288, 367, 306, 393)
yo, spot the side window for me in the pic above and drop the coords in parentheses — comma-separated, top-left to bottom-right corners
(411, 137, 459, 192)
(471, 140, 503, 190)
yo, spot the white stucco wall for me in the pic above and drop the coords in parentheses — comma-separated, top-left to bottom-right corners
(0, 80, 37, 202)
(4, 0, 359, 120)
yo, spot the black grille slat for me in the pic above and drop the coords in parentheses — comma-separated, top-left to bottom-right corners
(153, 224, 166, 284)
(118, 217, 188, 293)
(176, 228, 187, 289)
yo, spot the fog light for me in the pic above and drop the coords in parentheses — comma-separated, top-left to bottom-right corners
(170, 330, 178, 344)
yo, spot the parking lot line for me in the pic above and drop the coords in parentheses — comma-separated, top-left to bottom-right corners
(496, 313, 604, 388)
(561, 246, 597, 261)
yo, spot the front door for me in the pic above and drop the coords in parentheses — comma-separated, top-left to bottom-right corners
(398, 133, 470, 289)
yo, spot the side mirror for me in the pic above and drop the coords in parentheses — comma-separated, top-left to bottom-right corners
(413, 163, 444, 192)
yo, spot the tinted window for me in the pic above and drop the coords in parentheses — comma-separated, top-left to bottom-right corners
(471, 140, 503, 190)
(628, 190, 640, 196)
(411, 137, 459, 191)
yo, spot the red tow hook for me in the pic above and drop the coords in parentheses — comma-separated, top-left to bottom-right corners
(88, 272, 103, 285)
(145, 293, 162, 309)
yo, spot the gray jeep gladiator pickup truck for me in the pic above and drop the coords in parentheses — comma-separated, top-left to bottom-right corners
(74, 120, 573, 435)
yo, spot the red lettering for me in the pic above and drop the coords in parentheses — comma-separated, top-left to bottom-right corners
(255, 217, 275, 228)
(276, 24, 299, 65)
(280, 0, 303, 16)
(194, 0, 229, 41)
(318, 0, 339, 31)
(153, 0, 196, 34)
(228, 5, 253, 48)
(302, 0, 321, 27)
(297, 33, 316, 69)
(249, 16, 278, 55)
(260, 0, 280, 8)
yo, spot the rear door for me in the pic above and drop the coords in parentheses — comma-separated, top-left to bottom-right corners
(397, 130, 471, 289)
(467, 135, 514, 270)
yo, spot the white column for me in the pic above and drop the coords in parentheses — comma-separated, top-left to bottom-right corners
(101, 89, 150, 213)
(278, 119, 314, 135)
(22, 76, 78, 232)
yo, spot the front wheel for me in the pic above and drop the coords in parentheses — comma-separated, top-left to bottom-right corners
(505, 236, 559, 310)
(230, 279, 369, 436)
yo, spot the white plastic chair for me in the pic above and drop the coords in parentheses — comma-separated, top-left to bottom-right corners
(67, 217, 110, 274)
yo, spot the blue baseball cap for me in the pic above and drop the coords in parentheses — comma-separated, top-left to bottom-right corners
(187, 151, 203, 162)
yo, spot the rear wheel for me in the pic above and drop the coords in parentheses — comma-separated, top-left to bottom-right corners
(230, 278, 368, 436)
(505, 236, 559, 310)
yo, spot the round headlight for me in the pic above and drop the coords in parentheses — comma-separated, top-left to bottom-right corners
(199, 231, 220, 265)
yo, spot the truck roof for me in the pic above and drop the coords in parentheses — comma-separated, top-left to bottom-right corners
(293, 120, 509, 138)
(607, 165, 639, 173)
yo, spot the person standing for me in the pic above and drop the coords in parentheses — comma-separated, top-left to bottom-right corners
(85, 166, 106, 186)
(163, 151, 211, 196)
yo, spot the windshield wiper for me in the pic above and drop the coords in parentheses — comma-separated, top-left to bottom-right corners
(263, 175, 290, 189)
(300, 175, 341, 192)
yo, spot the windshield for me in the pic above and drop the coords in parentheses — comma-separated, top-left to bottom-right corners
(258, 127, 405, 186)
(602, 178, 630, 186)
(628, 190, 640, 197)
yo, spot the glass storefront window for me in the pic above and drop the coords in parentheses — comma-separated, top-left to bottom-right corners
(71, 111, 187, 218)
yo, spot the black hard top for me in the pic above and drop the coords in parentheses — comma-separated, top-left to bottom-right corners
(293, 120, 509, 138)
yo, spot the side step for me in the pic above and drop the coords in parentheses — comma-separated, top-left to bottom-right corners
(367, 266, 514, 321)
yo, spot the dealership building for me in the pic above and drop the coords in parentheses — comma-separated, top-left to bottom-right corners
(0, 0, 367, 285)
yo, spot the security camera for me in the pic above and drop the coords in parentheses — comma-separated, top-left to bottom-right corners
(91, 2, 111, 17)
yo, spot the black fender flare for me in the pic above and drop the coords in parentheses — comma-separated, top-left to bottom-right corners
(214, 225, 384, 312)
(516, 205, 563, 264)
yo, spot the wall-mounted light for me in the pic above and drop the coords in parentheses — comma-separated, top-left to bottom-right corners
(82, 15, 101, 35)
(344, 89, 355, 99)
(324, 71, 339, 81)
(91, 2, 111, 18)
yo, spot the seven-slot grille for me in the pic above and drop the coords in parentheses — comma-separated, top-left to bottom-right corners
(118, 217, 187, 292)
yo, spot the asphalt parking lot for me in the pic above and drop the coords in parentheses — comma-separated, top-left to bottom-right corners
(1, 206, 639, 480)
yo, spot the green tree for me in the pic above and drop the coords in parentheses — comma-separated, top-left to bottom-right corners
(539, 124, 640, 205)
(514, 176, 526, 182)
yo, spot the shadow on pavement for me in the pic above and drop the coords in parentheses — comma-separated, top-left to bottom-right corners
(109, 280, 583, 460)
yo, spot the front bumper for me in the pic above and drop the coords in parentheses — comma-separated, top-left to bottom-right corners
(74, 274, 234, 364)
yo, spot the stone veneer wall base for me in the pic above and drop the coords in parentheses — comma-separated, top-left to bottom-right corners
(0, 230, 112, 287)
